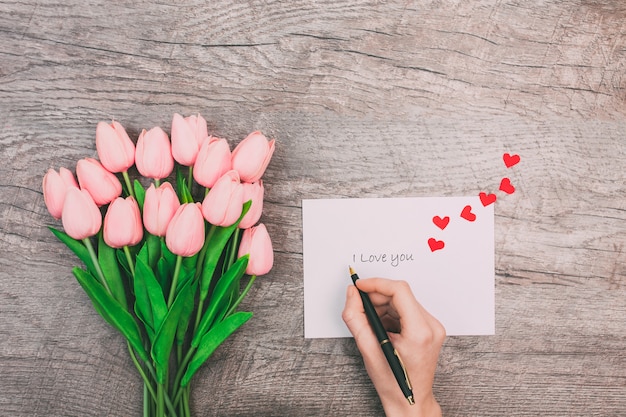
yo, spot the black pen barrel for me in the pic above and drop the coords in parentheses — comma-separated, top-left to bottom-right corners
(349, 268, 415, 405)
(381, 342, 414, 400)
(358, 289, 389, 342)
(351, 272, 388, 342)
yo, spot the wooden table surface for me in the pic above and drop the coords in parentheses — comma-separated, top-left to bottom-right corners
(1, 1, 625, 416)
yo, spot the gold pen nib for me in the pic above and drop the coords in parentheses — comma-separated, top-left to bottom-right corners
(349, 266, 356, 275)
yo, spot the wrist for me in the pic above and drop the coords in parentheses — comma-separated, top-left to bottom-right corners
(382, 395, 441, 417)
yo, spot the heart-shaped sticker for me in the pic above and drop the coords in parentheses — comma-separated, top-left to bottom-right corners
(428, 238, 445, 252)
(499, 177, 515, 194)
(479, 192, 497, 206)
(460, 205, 476, 222)
(432, 215, 450, 230)
(503, 153, 520, 168)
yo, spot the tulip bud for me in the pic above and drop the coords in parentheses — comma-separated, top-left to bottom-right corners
(231, 131, 275, 183)
(96, 121, 136, 173)
(103, 196, 143, 248)
(143, 182, 180, 237)
(238, 223, 273, 276)
(62, 187, 102, 240)
(135, 126, 174, 180)
(238, 181, 264, 229)
(170, 113, 208, 166)
(165, 203, 205, 257)
(42, 167, 79, 219)
(201, 170, 244, 227)
(76, 158, 122, 206)
(193, 137, 232, 188)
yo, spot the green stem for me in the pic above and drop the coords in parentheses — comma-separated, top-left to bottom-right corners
(194, 224, 216, 281)
(130, 344, 179, 417)
(222, 227, 241, 275)
(122, 170, 135, 199)
(123, 245, 135, 277)
(168, 255, 183, 308)
(157, 383, 165, 417)
(192, 224, 217, 335)
(183, 388, 191, 417)
(127, 342, 157, 401)
(193, 295, 206, 340)
(172, 346, 197, 406)
(143, 383, 149, 417)
(229, 228, 240, 269)
(154, 178, 161, 188)
(164, 391, 178, 417)
(82, 238, 111, 294)
(225, 275, 257, 317)
(187, 166, 194, 194)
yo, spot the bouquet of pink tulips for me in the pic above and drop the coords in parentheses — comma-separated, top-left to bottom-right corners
(42, 114, 275, 417)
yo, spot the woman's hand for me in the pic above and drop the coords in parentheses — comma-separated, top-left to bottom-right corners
(342, 278, 445, 417)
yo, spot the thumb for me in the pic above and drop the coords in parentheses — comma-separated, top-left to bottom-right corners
(342, 286, 380, 353)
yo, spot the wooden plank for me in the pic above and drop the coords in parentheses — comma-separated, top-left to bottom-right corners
(0, 0, 624, 415)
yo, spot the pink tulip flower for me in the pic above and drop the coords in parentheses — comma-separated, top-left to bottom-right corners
(61, 187, 102, 240)
(96, 121, 136, 173)
(135, 126, 174, 180)
(143, 182, 180, 237)
(76, 158, 122, 206)
(103, 196, 143, 248)
(238, 223, 273, 276)
(201, 170, 244, 227)
(193, 137, 232, 188)
(231, 131, 275, 183)
(170, 113, 208, 166)
(42, 167, 79, 219)
(238, 180, 264, 229)
(165, 203, 205, 257)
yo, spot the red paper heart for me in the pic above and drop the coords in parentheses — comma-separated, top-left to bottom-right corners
(432, 216, 450, 230)
(499, 177, 515, 194)
(479, 192, 497, 206)
(460, 205, 476, 222)
(503, 153, 520, 168)
(428, 238, 445, 252)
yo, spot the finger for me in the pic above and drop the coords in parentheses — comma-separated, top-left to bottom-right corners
(356, 278, 432, 331)
(342, 286, 379, 349)
(342, 288, 401, 397)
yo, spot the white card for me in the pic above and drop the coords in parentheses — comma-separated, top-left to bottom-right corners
(302, 196, 495, 338)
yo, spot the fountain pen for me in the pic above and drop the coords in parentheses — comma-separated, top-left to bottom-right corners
(349, 266, 415, 405)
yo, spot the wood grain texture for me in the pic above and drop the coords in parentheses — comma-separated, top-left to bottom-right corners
(1, 0, 625, 416)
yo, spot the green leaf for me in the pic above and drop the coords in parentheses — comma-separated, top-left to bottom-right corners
(182, 252, 198, 272)
(72, 267, 149, 363)
(156, 239, 176, 291)
(133, 304, 155, 342)
(151, 279, 196, 383)
(134, 179, 146, 209)
(181, 181, 193, 204)
(161, 238, 177, 267)
(181, 312, 252, 387)
(135, 248, 168, 334)
(49, 227, 97, 277)
(175, 268, 197, 345)
(97, 232, 128, 307)
(198, 201, 251, 302)
(156, 257, 171, 292)
(192, 255, 248, 347)
(145, 233, 161, 270)
(116, 249, 131, 278)
(175, 165, 194, 204)
(175, 165, 185, 201)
